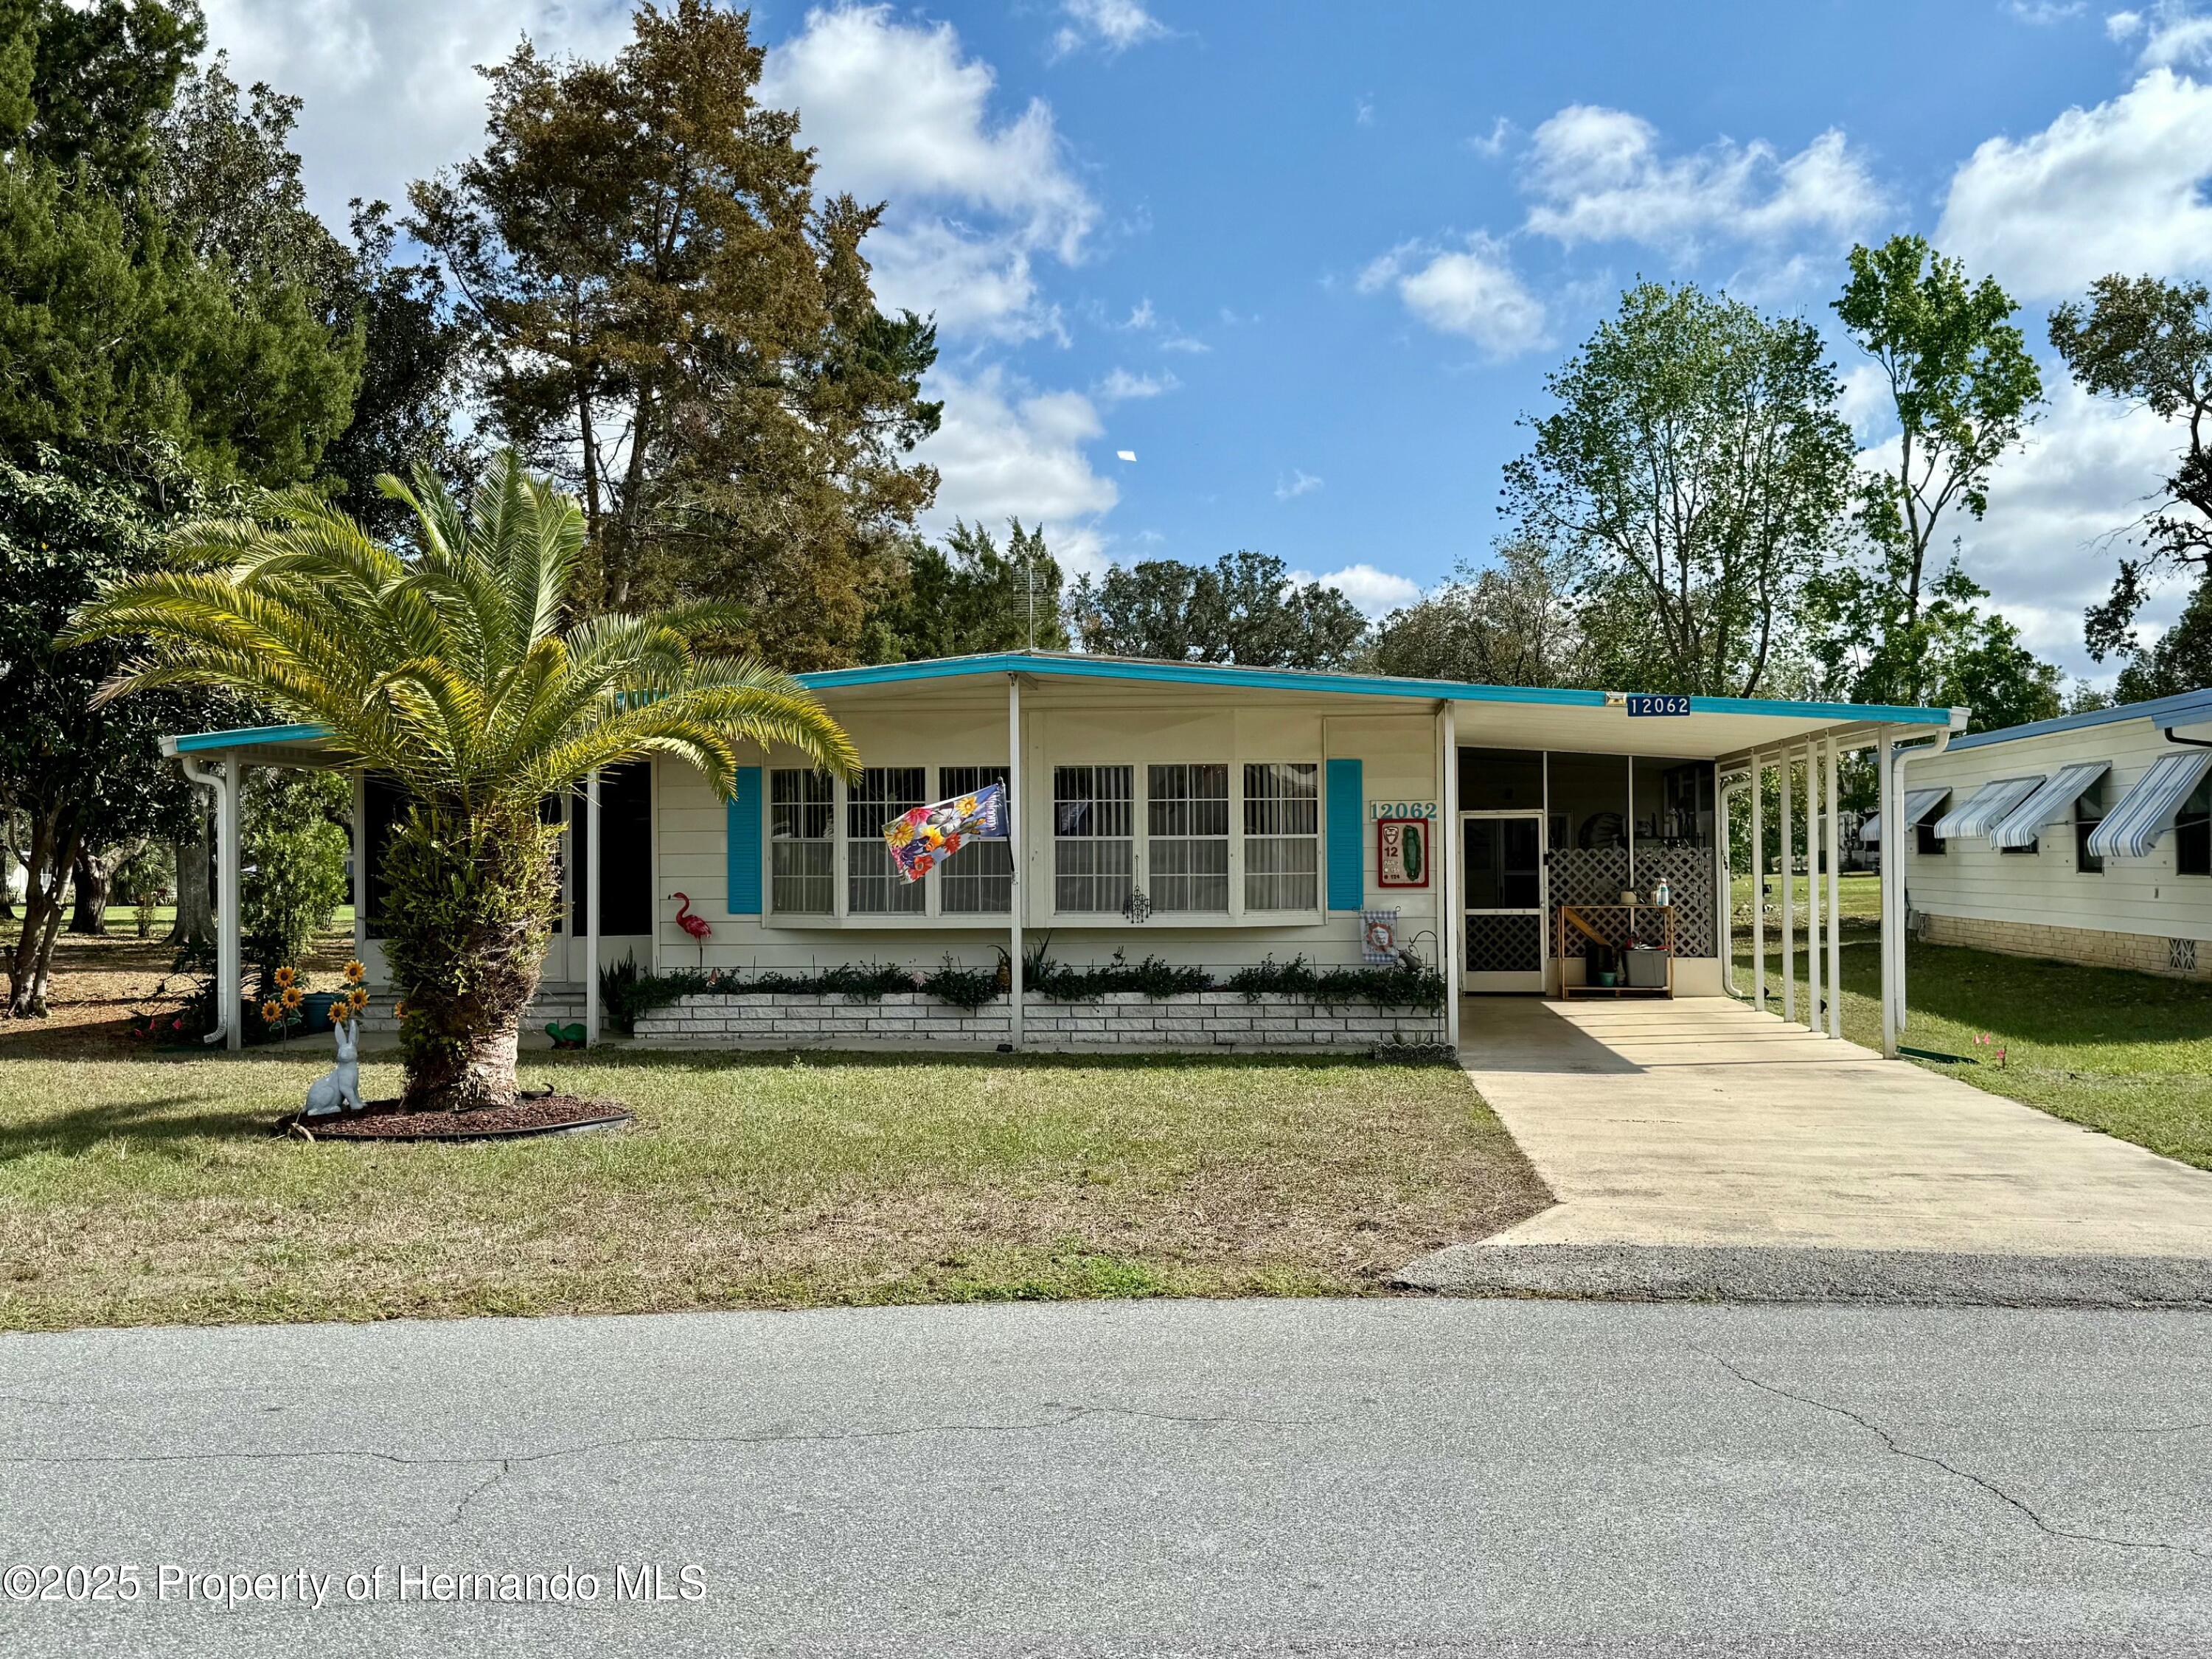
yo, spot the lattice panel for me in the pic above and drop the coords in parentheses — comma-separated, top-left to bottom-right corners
(1550, 849, 1630, 959)
(1466, 911, 1543, 973)
(1638, 847, 1715, 956)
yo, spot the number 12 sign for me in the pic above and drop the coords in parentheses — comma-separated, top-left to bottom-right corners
(1625, 693, 1691, 717)
(1377, 818, 1430, 888)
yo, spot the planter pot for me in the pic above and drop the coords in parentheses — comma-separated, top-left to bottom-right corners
(240, 992, 341, 1043)
(1593, 970, 1618, 988)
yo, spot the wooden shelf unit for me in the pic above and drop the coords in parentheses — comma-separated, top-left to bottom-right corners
(1557, 902, 1675, 999)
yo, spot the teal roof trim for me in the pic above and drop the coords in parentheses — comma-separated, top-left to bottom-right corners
(162, 653, 1951, 749)
(172, 722, 329, 754)
(793, 651, 1949, 725)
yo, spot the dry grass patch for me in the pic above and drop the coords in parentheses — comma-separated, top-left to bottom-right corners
(0, 1048, 1548, 1330)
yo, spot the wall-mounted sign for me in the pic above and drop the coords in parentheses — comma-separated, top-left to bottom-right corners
(1624, 693, 1692, 717)
(1377, 818, 1430, 888)
(1368, 800, 1438, 821)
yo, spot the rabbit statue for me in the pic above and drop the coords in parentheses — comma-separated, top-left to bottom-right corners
(302, 1018, 364, 1118)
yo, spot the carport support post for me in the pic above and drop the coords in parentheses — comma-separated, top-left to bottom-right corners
(585, 767, 601, 1047)
(1441, 700, 1459, 1043)
(1780, 749, 1794, 1024)
(1824, 739, 1843, 1039)
(1878, 731, 1898, 1059)
(1007, 673, 1023, 1051)
(1804, 741, 1820, 1034)
(218, 752, 242, 1052)
(1750, 754, 1764, 1013)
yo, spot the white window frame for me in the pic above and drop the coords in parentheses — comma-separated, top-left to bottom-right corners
(763, 761, 1018, 927)
(1052, 764, 1138, 916)
(1242, 760, 1321, 912)
(846, 765, 931, 917)
(1146, 762, 1232, 916)
(937, 764, 1013, 917)
(768, 767, 836, 917)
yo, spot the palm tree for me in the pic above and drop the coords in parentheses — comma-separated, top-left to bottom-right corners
(64, 452, 858, 1111)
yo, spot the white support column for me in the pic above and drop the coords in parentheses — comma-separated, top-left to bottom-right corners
(1007, 673, 1024, 1051)
(1824, 737, 1843, 1039)
(1804, 742, 1822, 1035)
(1750, 754, 1765, 1014)
(585, 767, 602, 1047)
(1877, 731, 1898, 1059)
(218, 754, 242, 1053)
(349, 769, 368, 962)
(1441, 701, 1460, 1043)
(1716, 771, 1735, 999)
(1779, 748, 1795, 1024)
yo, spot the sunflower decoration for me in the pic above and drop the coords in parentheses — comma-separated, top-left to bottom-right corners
(393, 999, 409, 1020)
(272, 965, 296, 990)
(349, 985, 370, 1011)
(281, 984, 305, 1010)
(341, 959, 366, 985)
(260, 998, 283, 1026)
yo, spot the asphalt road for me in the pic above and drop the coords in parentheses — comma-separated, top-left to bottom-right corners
(3, 1298, 2210, 1658)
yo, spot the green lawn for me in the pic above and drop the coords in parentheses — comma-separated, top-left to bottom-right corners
(0, 1049, 1546, 1332)
(1738, 926, 2212, 1169)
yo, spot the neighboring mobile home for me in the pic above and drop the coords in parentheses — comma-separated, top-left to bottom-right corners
(161, 650, 1955, 1051)
(1875, 688, 2212, 978)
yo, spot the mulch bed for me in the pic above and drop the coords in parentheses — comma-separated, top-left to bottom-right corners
(277, 1091, 631, 1143)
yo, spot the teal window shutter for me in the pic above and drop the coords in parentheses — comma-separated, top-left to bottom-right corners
(1326, 758, 1363, 911)
(727, 767, 762, 914)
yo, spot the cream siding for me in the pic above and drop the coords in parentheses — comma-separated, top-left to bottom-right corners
(1904, 715, 2212, 943)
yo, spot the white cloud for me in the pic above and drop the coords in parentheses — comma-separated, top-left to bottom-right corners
(199, 0, 633, 224)
(1520, 105, 1882, 253)
(1952, 378, 2191, 669)
(762, 5, 1096, 341)
(1837, 363, 1895, 445)
(1936, 69, 2212, 299)
(1357, 234, 1548, 358)
(1354, 96, 1375, 127)
(918, 368, 1118, 575)
(1466, 116, 1514, 159)
(2127, 0, 2212, 62)
(1094, 367, 1178, 401)
(1289, 563, 1422, 617)
(1051, 0, 1168, 58)
(2108, 7, 2147, 36)
(1274, 469, 1324, 501)
(2009, 0, 2085, 21)
(1158, 332, 1211, 353)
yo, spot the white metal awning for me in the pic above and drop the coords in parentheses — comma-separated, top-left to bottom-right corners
(1862, 786, 1950, 845)
(2086, 749, 2212, 859)
(1991, 761, 2110, 849)
(1933, 776, 2043, 842)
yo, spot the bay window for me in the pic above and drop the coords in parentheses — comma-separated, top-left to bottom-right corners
(1243, 762, 1319, 911)
(769, 768, 835, 914)
(938, 765, 1012, 914)
(1147, 763, 1231, 913)
(847, 766, 928, 915)
(1054, 765, 1135, 912)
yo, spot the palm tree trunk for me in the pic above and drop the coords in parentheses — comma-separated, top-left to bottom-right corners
(406, 1015, 524, 1113)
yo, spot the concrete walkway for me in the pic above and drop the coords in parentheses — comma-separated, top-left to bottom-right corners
(1444, 997, 2212, 1258)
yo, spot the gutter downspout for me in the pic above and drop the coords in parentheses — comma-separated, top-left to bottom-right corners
(1882, 711, 1966, 1057)
(175, 750, 235, 1049)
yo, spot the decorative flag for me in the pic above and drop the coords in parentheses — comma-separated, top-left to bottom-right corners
(884, 783, 1006, 883)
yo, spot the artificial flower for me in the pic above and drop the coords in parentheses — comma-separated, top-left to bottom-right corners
(260, 999, 283, 1024)
(272, 965, 296, 989)
(282, 984, 304, 1009)
(350, 986, 370, 1009)
(342, 959, 365, 983)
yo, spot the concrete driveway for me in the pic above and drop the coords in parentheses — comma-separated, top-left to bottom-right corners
(1430, 998, 2212, 1261)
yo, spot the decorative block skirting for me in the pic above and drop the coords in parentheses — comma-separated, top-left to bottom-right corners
(632, 990, 1446, 1051)
(1919, 911, 2212, 981)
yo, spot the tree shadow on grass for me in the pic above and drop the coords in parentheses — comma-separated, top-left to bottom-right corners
(0, 1093, 276, 1161)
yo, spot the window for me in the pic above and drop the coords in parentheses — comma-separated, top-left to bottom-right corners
(847, 767, 928, 915)
(1146, 764, 1230, 913)
(2180, 780, 2211, 877)
(2002, 837, 2039, 857)
(1243, 762, 1319, 911)
(1916, 821, 1947, 856)
(2075, 779, 2106, 876)
(770, 768, 835, 914)
(1054, 765, 1135, 912)
(938, 765, 1012, 914)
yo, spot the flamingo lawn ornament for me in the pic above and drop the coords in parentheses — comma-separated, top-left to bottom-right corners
(672, 892, 712, 968)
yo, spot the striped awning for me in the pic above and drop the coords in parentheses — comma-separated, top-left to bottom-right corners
(1933, 776, 2044, 842)
(2086, 750, 2212, 860)
(1991, 761, 2110, 849)
(1862, 787, 1950, 845)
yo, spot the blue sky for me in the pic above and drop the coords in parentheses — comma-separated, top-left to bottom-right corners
(206, 0, 2212, 678)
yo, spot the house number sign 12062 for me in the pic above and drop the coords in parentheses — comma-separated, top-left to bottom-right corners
(1368, 801, 1437, 820)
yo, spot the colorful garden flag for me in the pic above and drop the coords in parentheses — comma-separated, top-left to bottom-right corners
(883, 783, 1006, 882)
